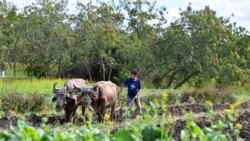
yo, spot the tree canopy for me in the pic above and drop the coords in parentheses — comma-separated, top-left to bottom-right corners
(0, 0, 249, 88)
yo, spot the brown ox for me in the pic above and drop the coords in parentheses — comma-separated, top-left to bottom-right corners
(52, 78, 87, 122)
(74, 81, 119, 122)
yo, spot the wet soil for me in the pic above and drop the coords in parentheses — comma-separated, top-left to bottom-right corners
(168, 103, 207, 116)
(171, 111, 250, 141)
(237, 112, 250, 140)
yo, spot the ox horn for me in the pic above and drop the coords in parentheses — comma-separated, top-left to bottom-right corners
(65, 85, 69, 91)
(53, 82, 57, 92)
(90, 88, 98, 101)
(73, 84, 81, 92)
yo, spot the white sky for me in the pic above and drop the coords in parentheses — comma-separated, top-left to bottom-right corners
(5, 0, 250, 31)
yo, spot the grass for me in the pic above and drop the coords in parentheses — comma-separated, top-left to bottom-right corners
(0, 78, 249, 114)
(0, 78, 66, 96)
(0, 78, 67, 114)
(1, 78, 249, 98)
(225, 82, 250, 102)
(0, 78, 249, 140)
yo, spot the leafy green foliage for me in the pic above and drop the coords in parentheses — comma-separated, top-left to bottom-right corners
(0, 92, 52, 113)
(114, 130, 137, 141)
(141, 125, 167, 141)
(180, 103, 244, 141)
(0, 0, 249, 88)
(0, 92, 245, 141)
(181, 88, 236, 104)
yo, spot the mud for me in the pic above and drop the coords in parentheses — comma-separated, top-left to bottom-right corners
(167, 102, 236, 116)
(0, 116, 18, 130)
(237, 112, 250, 140)
(168, 101, 250, 141)
(213, 103, 230, 111)
(25, 113, 63, 126)
(240, 101, 250, 109)
(0, 109, 126, 129)
(171, 115, 248, 141)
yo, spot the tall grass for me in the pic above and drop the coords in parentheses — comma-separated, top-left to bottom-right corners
(227, 82, 250, 102)
(0, 92, 52, 113)
(0, 78, 68, 114)
(0, 78, 66, 96)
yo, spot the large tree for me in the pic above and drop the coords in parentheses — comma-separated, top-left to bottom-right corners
(153, 4, 249, 88)
(21, 0, 71, 77)
(71, 1, 127, 81)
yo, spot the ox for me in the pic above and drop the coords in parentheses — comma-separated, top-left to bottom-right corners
(52, 78, 87, 122)
(74, 81, 119, 122)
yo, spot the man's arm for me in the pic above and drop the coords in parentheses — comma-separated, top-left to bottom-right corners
(136, 79, 141, 98)
(135, 90, 140, 98)
(124, 78, 128, 87)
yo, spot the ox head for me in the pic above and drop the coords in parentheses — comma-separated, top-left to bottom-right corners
(52, 82, 66, 112)
(64, 85, 80, 106)
(74, 86, 98, 106)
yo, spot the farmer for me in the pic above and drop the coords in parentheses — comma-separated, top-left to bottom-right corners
(125, 69, 142, 115)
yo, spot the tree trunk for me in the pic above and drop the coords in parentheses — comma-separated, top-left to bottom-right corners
(13, 38, 20, 78)
(174, 71, 200, 89)
(83, 62, 92, 82)
(55, 33, 63, 78)
(166, 69, 183, 88)
(13, 62, 16, 77)
(108, 65, 112, 81)
(58, 59, 61, 78)
(101, 60, 106, 81)
(153, 68, 174, 88)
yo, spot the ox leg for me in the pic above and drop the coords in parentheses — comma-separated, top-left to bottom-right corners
(97, 107, 106, 123)
(111, 104, 116, 121)
(64, 110, 75, 123)
(72, 105, 80, 123)
(97, 112, 104, 122)
(71, 109, 77, 123)
(64, 107, 71, 123)
(70, 108, 77, 123)
(64, 106, 77, 123)
(97, 113, 102, 122)
(82, 106, 86, 118)
(82, 106, 88, 122)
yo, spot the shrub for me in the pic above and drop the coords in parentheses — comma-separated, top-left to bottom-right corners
(180, 88, 236, 104)
(0, 92, 52, 114)
(141, 90, 181, 105)
(141, 125, 167, 141)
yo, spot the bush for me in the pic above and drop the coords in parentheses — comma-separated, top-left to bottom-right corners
(142, 90, 181, 105)
(180, 88, 236, 104)
(0, 92, 52, 114)
(142, 88, 236, 106)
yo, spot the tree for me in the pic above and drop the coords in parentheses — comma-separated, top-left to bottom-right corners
(117, 0, 168, 80)
(72, 1, 126, 81)
(21, 0, 71, 77)
(0, 1, 24, 77)
(153, 4, 249, 88)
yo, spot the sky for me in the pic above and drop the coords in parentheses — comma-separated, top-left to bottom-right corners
(5, 0, 250, 31)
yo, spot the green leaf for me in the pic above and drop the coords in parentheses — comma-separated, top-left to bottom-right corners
(141, 125, 167, 141)
(114, 130, 136, 141)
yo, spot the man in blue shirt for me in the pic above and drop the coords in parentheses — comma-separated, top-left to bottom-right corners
(125, 70, 142, 115)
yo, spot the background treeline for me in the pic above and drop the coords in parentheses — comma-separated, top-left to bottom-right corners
(0, 0, 249, 89)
